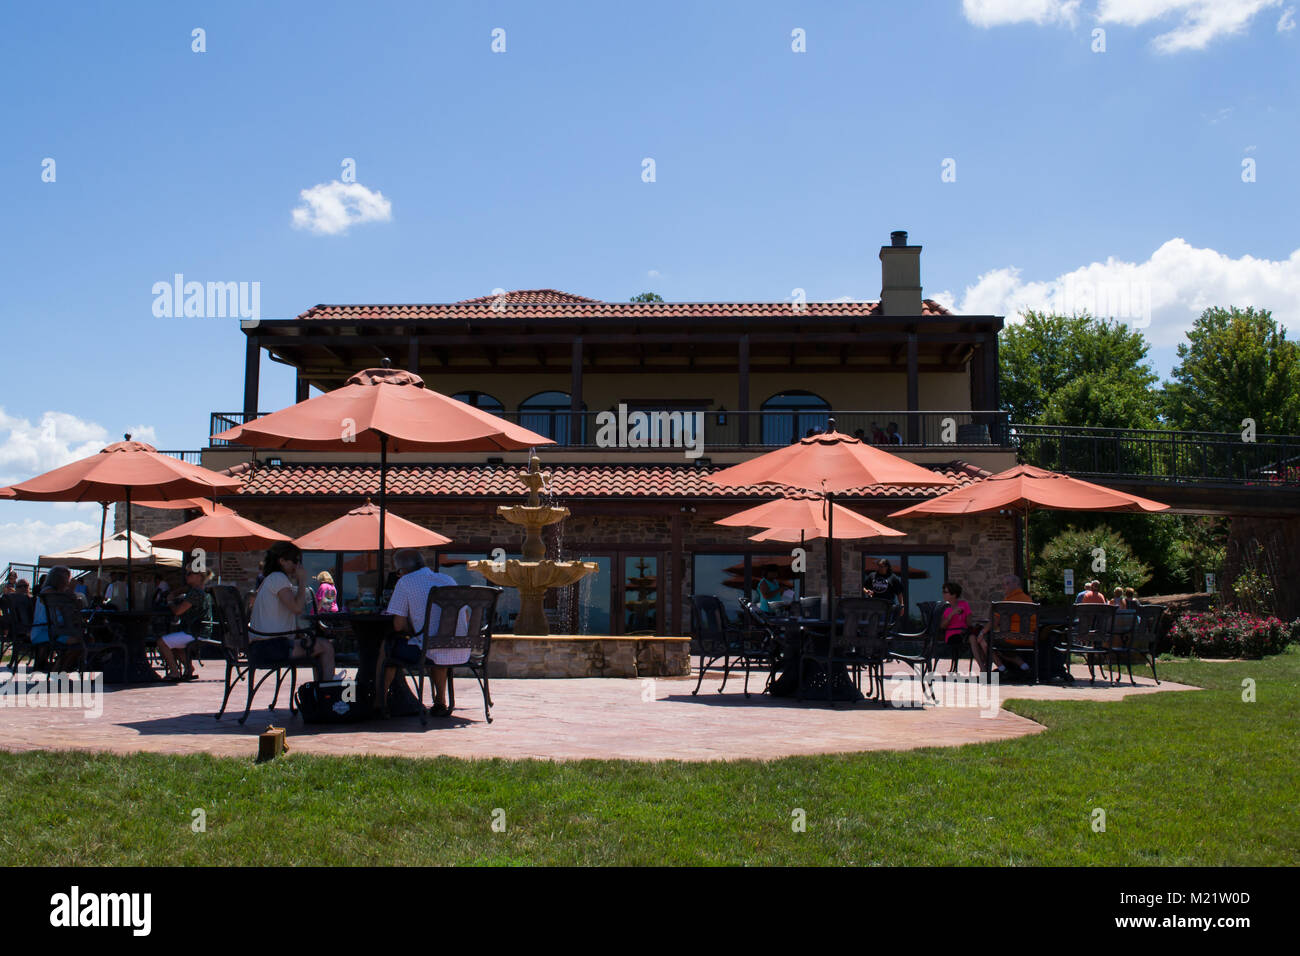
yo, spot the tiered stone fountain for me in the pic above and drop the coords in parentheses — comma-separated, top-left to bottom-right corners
(467, 455, 597, 635)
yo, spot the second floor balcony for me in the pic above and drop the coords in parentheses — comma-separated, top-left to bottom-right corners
(208, 409, 1013, 452)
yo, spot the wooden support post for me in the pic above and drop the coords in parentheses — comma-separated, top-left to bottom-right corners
(738, 334, 751, 445)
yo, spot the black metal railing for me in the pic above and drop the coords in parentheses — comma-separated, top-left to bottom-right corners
(1012, 423, 1300, 486)
(209, 409, 1010, 450)
(208, 412, 271, 447)
(156, 449, 203, 465)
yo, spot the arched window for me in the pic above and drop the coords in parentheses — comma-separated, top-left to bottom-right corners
(761, 391, 830, 445)
(452, 391, 504, 415)
(520, 391, 586, 444)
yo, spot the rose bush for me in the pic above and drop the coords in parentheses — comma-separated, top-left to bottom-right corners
(1167, 610, 1300, 658)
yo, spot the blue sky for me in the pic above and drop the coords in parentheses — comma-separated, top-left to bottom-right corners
(1, 0, 1297, 568)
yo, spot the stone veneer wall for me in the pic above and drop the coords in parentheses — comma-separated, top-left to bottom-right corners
(489, 636, 692, 678)
(122, 500, 1017, 632)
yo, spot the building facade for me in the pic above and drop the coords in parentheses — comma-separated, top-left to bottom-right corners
(138, 231, 1020, 634)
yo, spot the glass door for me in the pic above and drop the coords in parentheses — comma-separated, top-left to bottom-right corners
(621, 555, 660, 635)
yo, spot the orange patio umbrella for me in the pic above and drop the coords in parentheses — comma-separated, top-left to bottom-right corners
(707, 423, 954, 626)
(0, 438, 244, 608)
(889, 463, 1169, 592)
(717, 493, 905, 612)
(151, 504, 290, 583)
(294, 501, 452, 553)
(719, 495, 906, 543)
(212, 363, 551, 585)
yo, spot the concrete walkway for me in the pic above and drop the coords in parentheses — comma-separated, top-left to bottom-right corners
(0, 661, 1196, 763)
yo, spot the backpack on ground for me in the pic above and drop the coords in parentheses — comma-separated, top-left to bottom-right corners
(295, 679, 371, 723)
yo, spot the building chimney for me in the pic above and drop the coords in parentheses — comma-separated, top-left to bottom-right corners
(879, 229, 922, 316)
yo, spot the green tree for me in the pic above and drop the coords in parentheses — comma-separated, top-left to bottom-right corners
(630, 292, 664, 302)
(1162, 306, 1300, 434)
(1032, 524, 1152, 603)
(1000, 311, 1159, 427)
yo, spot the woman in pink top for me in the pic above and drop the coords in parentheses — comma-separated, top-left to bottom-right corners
(939, 581, 972, 645)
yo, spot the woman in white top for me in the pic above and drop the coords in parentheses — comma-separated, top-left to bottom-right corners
(249, 542, 337, 683)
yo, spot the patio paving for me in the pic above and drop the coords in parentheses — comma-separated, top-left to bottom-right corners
(0, 661, 1197, 763)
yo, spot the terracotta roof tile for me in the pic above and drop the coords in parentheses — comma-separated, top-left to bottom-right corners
(227, 461, 988, 500)
(293, 297, 954, 322)
(455, 289, 602, 304)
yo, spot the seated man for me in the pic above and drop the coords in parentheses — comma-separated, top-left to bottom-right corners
(383, 548, 469, 718)
(972, 573, 1033, 675)
(155, 568, 213, 681)
(1077, 579, 1108, 605)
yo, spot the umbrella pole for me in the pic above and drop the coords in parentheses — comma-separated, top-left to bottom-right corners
(97, 502, 107, 599)
(125, 488, 133, 611)
(800, 530, 806, 602)
(1022, 510, 1030, 596)
(377, 433, 388, 599)
(826, 491, 835, 701)
(217, 542, 223, 585)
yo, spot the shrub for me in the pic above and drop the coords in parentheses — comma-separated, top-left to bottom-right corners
(1167, 610, 1299, 659)
(1032, 524, 1152, 603)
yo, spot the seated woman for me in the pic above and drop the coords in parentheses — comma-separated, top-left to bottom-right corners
(938, 581, 973, 661)
(156, 568, 212, 681)
(249, 542, 338, 683)
(755, 565, 783, 613)
(30, 566, 77, 670)
(1124, 587, 1141, 610)
(1110, 586, 1126, 607)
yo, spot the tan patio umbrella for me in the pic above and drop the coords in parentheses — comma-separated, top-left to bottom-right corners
(151, 504, 290, 583)
(212, 362, 551, 585)
(889, 463, 1169, 593)
(0, 437, 244, 608)
(39, 529, 184, 569)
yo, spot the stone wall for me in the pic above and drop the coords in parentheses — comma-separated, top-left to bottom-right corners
(488, 636, 691, 678)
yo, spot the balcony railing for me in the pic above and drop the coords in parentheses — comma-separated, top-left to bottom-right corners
(208, 411, 272, 447)
(156, 449, 203, 465)
(209, 410, 1011, 450)
(1012, 424, 1300, 486)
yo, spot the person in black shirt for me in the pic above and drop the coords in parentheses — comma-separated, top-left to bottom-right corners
(863, 558, 904, 609)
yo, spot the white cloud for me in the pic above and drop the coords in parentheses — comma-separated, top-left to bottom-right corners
(0, 410, 159, 487)
(967, 1, 1284, 50)
(962, 0, 1082, 26)
(933, 238, 1300, 348)
(0, 514, 100, 573)
(125, 424, 158, 446)
(1096, 0, 1282, 52)
(291, 181, 393, 236)
(0, 409, 109, 487)
(647, 269, 661, 278)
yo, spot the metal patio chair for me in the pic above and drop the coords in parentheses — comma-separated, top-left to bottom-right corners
(1057, 604, 1117, 685)
(987, 601, 1041, 684)
(392, 585, 501, 724)
(1109, 605, 1164, 685)
(209, 584, 314, 724)
(689, 595, 774, 697)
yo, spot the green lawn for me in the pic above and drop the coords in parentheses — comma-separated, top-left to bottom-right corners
(2, 650, 1297, 865)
